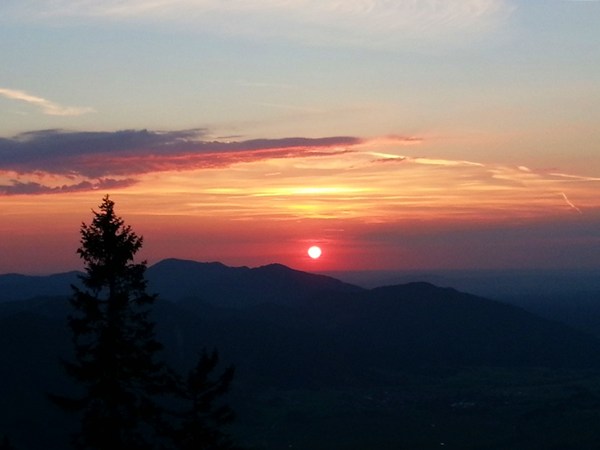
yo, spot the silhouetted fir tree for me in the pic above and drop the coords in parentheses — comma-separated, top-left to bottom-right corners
(50, 195, 170, 449)
(169, 351, 237, 450)
(50, 195, 238, 450)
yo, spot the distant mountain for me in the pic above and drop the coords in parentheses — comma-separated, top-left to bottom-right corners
(0, 271, 80, 302)
(167, 281, 600, 388)
(0, 258, 362, 305)
(3, 260, 600, 448)
(323, 268, 600, 299)
(3, 260, 599, 374)
(334, 283, 600, 368)
(2, 259, 600, 373)
(146, 258, 364, 306)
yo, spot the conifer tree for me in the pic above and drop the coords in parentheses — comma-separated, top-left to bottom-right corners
(170, 351, 237, 450)
(51, 195, 171, 449)
(51, 195, 238, 450)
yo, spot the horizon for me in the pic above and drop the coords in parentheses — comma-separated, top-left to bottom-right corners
(8, 254, 600, 277)
(4, 256, 600, 303)
(1, 1, 599, 274)
(6, 254, 600, 277)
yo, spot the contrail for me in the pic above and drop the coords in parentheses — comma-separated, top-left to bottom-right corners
(0, 87, 94, 116)
(561, 192, 583, 214)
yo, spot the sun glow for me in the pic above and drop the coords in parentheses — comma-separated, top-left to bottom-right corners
(307, 246, 322, 259)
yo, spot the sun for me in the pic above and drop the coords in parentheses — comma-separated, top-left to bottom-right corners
(307, 245, 322, 259)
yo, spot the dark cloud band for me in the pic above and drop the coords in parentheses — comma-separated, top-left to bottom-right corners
(0, 128, 370, 195)
(0, 178, 137, 196)
(0, 129, 361, 177)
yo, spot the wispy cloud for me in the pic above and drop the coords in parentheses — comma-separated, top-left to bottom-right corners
(11, 0, 515, 47)
(132, 149, 600, 224)
(0, 88, 94, 117)
(2, 126, 596, 229)
(561, 192, 583, 214)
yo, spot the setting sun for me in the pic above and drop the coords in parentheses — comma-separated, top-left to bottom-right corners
(307, 246, 322, 259)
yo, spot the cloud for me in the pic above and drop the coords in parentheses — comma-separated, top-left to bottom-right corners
(0, 88, 95, 116)
(11, 0, 515, 47)
(561, 192, 583, 214)
(0, 178, 136, 196)
(0, 129, 363, 177)
(0, 128, 373, 195)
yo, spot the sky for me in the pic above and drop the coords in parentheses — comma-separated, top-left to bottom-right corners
(1, 0, 599, 274)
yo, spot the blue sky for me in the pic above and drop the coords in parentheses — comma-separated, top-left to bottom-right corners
(0, 0, 599, 273)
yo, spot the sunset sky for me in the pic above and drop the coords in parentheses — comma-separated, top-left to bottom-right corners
(1, 0, 599, 274)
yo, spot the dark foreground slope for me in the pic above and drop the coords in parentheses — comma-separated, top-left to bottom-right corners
(2, 260, 600, 449)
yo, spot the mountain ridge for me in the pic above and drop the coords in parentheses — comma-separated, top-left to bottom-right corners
(3, 258, 600, 448)
(2, 258, 600, 373)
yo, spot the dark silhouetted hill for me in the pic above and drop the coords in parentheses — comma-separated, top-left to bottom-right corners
(146, 258, 364, 306)
(0, 272, 80, 303)
(2, 260, 600, 376)
(3, 259, 600, 448)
